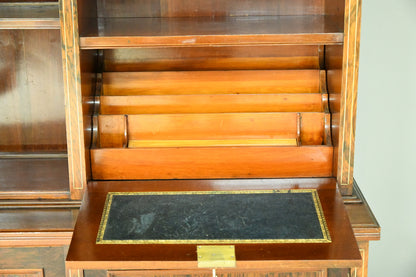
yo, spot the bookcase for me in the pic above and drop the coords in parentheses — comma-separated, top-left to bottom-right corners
(0, 0, 380, 276)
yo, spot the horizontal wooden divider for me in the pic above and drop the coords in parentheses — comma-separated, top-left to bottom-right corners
(126, 113, 298, 140)
(102, 70, 320, 95)
(79, 16, 344, 49)
(91, 146, 333, 180)
(128, 138, 298, 148)
(100, 93, 326, 114)
(103, 45, 320, 72)
(97, 112, 326, 147)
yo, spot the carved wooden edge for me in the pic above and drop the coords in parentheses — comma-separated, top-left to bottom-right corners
(337, 0, 362, 195)
(60, 0, 87, 199)
(345, 180, 380, 241)
(0, 232, 73, 247)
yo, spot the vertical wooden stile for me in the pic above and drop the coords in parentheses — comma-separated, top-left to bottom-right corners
(338, 0, 362, 195)
(59, 0, 86, 199)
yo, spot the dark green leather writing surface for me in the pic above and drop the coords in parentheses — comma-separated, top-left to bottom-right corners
(97, 190, 331, 244)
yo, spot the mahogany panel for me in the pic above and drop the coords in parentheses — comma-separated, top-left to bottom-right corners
(0, 29, 66, 152)
(0, 247, 66, 276)
(98, 113, 327, 146)
(0, 158, 69, 199)
(96, 0, 325, 18)
(124, 113, 299, 141)
(82, 16, 343, 48)
(162, 0, 325, 17)
(90, 146, 333, 179)
(100, 94, 325, 115)
(102, 70, 320, 95)
(103, 45, 320, 72)
(66, 180, 361, 269)
(97, 0, 161, 18)
(0, 208, 76, 232)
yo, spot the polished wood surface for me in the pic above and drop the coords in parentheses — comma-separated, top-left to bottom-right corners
(0, 247, 66, 276)
(0, 208, 76, 232)
(97, 0, 326, 18)
(97, 112, 327, 146)
(128, 139, 298, 148)
(100, 94, 326, 115)
(0, 29, 66, 152)
(81, 16, 343, 49)
(0, 2, 59, 29)
(66, 179, 361, 270)
(98, 115, 126, 148)
(91, 146, 333, 179)
(0, 158, 69, 199)
(103, 45, 320, 71)
(102, 70, 320, 95)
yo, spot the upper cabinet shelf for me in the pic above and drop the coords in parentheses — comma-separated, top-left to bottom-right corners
(79, 15, 344, 49)
(0, 2, 59, 29)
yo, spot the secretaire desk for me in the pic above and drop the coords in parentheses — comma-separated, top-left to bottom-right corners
(0, 0, 379, 276)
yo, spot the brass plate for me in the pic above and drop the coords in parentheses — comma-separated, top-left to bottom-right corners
(197, 245, 236, 268)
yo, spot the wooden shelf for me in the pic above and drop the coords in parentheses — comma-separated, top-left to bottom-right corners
(0, 2, 60, 29)
(0, 157, 70, 199)
(80, 15, 343, 49)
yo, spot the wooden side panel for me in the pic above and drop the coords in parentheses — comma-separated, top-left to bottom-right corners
(100, 94, 325, 114)
(0, 30, 66, 152)
(102, 70, 320, 95)
(300, 113, 325, 145)
(103, 46, 320, 71)
(337, 0, 362, 195)
(98, 115, 126, 148)
(91, 146, 333, 179)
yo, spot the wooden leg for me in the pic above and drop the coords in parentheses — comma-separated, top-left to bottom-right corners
(356, 241, 370, 277)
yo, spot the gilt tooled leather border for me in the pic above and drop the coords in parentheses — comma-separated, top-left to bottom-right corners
(96, 190, 331, 244)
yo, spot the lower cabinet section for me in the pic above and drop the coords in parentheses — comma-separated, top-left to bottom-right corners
(0, 247, 67, 277)
(84, 269, 328, 277)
